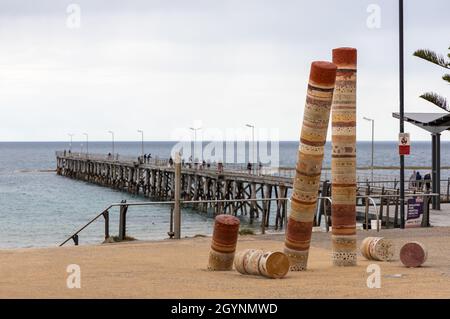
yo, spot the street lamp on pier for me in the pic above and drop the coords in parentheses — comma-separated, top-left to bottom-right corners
(137, 130, 144, 158)
(190, 126, 202, 161)
(246, 124, 256, 165)
(68, 133, 74, 152)
(363, 117, 375, 184)
(83, 133, 89, 157)
(108, 131, 115, 158)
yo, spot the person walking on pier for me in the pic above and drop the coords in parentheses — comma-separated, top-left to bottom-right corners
(143, 154, 147, 163)
(409, 171, 416, 190)
(247, 162, 252, 174)
(424, 173, 432, 192)
(416, 171, 423, 191)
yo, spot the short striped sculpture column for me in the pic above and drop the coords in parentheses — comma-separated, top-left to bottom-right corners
(208, 214, 240, 271)
(330, 47, 358, 266)
(284, 61, 337, 271)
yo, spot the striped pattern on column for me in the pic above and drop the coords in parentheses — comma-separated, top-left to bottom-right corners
(331, 47, 358, 266)
(284, 61, 337, 271)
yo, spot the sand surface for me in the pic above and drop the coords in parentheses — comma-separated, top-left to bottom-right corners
(1, 227, 450, 299)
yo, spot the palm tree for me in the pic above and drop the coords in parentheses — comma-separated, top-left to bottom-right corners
(413, 47, 450, 111)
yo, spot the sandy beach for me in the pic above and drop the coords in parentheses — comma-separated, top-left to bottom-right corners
(1, 227, 450, 299)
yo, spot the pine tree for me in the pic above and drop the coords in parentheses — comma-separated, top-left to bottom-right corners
(413, 47, 450, 112)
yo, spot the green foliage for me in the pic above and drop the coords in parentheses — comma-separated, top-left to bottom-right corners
(420, 92, 449, 112)
(413, 47, 450, 111)
(413, 49, 450, 69)
(443, 74, 450, 83)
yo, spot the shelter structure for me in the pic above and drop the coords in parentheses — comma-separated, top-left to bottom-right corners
(392, 112, 450, 210)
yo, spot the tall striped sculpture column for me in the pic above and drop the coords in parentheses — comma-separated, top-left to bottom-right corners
(331, 47, 358, 266)
(284, 61, 337, 271)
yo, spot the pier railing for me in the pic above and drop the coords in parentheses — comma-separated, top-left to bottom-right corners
(56, 151, 450, 200)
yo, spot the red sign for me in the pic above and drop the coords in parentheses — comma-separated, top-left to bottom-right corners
(399, 133, 411, 156)
(399, 145, 410, 155)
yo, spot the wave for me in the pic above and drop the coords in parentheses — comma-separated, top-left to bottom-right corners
(14, 169, 56, 174)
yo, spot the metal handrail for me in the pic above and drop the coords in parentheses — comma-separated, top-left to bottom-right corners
(365, 196, 379, 232)
(59, 205, 113, 246)
(361, 193, 439, 232)
(59, 192, 439, 247)
(59, 197, 292, 247)
(320, 197, 332, 233)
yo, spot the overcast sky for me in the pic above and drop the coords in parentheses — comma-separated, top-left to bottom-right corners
(0, 0, 449, 141)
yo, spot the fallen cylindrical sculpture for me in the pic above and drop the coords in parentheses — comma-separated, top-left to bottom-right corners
(234, 249, 290, 279)
(331, 47, 358, 267)
(208, 215, 240, 271)
(284, 61, 338, 271)
(400, 241, 428, 268)
(360, 237, 394, 261)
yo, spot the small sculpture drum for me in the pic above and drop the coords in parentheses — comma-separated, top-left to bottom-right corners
(207, 215, 240, 271)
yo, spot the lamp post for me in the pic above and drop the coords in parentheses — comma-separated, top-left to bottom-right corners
(68, 133, 74, 152)
(108, 131, 115, 158)
(399, 0, 405, 229)
(190, 127, 202, 161)
(363, 117, 375, 184)
(137, 130, 144, 158)
(83, 133, 89, 157)
(246, 124, 255, 165)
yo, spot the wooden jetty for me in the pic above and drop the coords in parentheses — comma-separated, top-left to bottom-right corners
(56, 152, 292, 229)
(56, 151, 442, 231)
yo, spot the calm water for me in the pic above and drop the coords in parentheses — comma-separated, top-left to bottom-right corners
(0, 141, 449, 249)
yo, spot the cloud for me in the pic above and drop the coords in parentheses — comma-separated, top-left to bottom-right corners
(0, 0, 449, 141)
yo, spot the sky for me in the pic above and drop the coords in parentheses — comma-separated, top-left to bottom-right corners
(0, 0, 449, 142)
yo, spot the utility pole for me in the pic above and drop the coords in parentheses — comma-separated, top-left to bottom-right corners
(173, 152, 182, 239)
(399, 0, 405, 229)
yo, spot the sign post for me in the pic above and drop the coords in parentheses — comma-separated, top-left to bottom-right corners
(399, 133, 410, 156)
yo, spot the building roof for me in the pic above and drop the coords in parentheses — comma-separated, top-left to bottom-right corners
(392, 112, 450, 133)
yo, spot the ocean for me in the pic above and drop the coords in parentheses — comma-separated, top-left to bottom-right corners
(1, 141, 449, 249)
